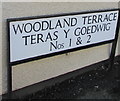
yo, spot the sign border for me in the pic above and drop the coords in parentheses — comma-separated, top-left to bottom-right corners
(6, 9, 120, 98)
(7, 9, 120, 66)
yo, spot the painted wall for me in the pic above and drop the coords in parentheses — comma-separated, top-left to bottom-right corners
(0, 1, 2, 95)
(116, 29, 120, 56)
(0, 1, 120, 95)
(116, 1, 120, 55)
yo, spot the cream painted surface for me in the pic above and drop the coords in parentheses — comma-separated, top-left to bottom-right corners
(2, 0, 120, 2)
(118, 2, 120, 55)
(12, 44, 109, 90)
(0, 1, 2, 95)
(116, 30, 120, 55)
(1, 2, 119, 93)
(116, 1, 120, 55)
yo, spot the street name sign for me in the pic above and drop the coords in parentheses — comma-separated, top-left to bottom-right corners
(8, 9, 119, 65)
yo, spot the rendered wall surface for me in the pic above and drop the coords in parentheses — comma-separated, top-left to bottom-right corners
(0, 1, 2, 95)
(117, 1, 120, 55)
(116, 29, 120, 56)
(0, 1, 120, 95)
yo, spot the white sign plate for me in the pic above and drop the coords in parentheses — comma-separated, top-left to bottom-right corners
(8, 10, 119, 63)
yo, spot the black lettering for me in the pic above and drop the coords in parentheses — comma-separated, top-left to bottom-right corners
(113, 13, 117, 21)
(69, 38, 72, 47)
(81, 26, 87, 35)
(55, 20, 62, 29)
(63, 18, 70, 28)
(53, 31, 58, 40)
(109, 13, 113, 21)
(76, 37, 82, 45)
(103, 14, 109, 22)
(91, 25, 97, 33)
(71, 18, 77, 26)
(49, 20, 54, 30)
(64, 29, 70, 38)
(87, 35, 91, 43)
(13, 24, 24, 34)
(96, 25, 99, 32)
(98, 14, 103, 23)
(82, 16, 87, 25)
(86, 26, 91, 34)
(99, 24, 104, 31)
(50, 41, 58, 51)
(106, 23, 111, 31)
(37, 34, 44, 43)
(31, 34, 36, 44)
(92, 15, 97, 24)
(22, 35, 30, 45)
(74, 27, 81, 36)
(24, 23, 32, 33)
(88, 16, 92, 24)
(45, 32, 53, 42)
(103, 24, 106, 31)
(96, 23, 110, 32)
(42, 21, 49, 31)
(33, 22, 41, 32)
